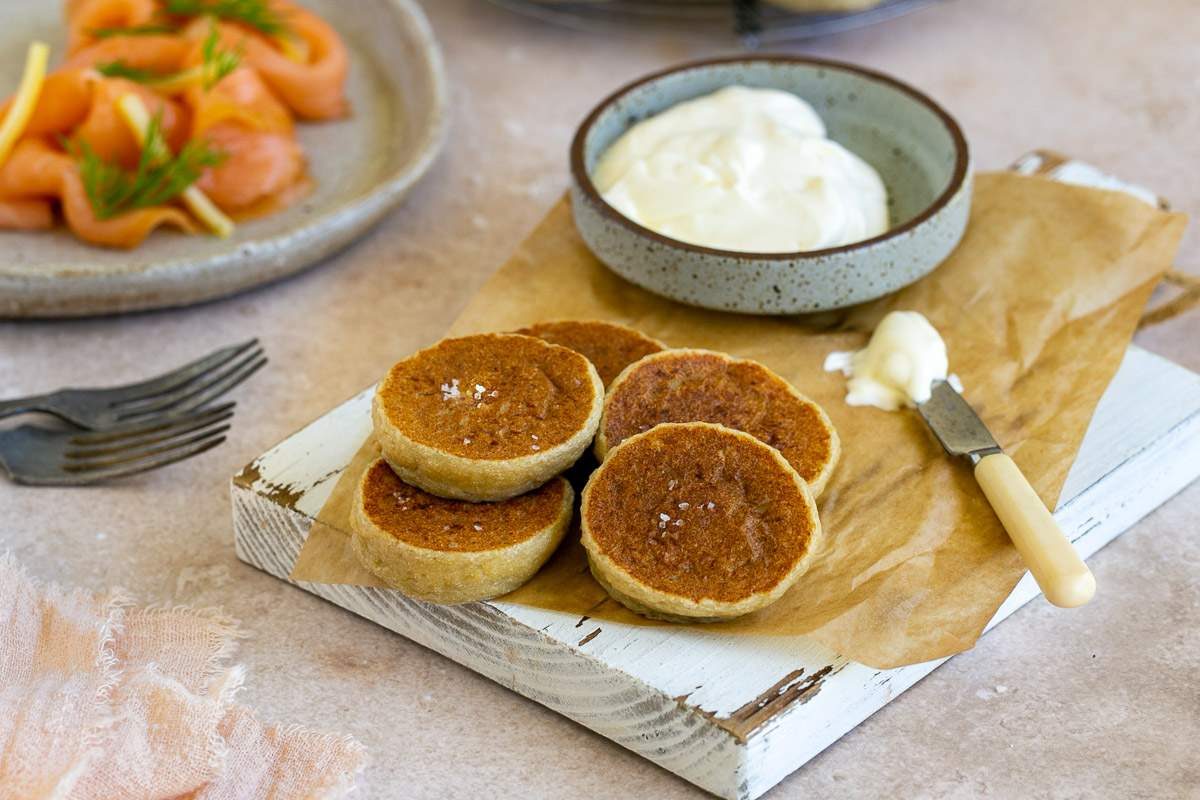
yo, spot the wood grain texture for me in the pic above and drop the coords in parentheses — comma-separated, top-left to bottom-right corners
(233, 344, 1200, 800)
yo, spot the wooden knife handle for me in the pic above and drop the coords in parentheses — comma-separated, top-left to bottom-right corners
(974, 453, 1096, 608)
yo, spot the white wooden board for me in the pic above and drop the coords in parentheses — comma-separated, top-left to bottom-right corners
(232, 344, 1200, 800)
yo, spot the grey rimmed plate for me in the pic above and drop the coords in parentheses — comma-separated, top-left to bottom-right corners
(569, 56, 971, 314)
(0, 0, 448, 318)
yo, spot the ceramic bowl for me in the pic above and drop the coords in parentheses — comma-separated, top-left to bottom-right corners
(569, 56, 971, 314)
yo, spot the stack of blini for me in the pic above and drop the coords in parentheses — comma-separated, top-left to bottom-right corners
(352, 320, 839, 621)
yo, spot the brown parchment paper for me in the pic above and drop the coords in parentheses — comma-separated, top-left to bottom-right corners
(290, 171, 1186, 668)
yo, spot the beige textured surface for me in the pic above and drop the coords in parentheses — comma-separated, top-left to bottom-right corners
(0, 1, 1197, 797)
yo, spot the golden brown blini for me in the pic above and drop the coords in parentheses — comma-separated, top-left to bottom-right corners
(372, 333, 604, 501)
(515, 319, 666, 386)
(581, 422, 821, 622)
(351, 459, 573, 603)
(595, 348, 840, 496)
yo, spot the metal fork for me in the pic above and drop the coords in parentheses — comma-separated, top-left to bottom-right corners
(0, 403, 235, 485)
(0, 340, 266, 430)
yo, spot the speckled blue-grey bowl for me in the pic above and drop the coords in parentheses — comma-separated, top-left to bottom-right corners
(569, 56, 971, 314)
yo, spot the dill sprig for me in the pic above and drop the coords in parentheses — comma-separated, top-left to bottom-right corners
(89, 23, 179, 39)
(199, 24, 242, 89)
(70, 116, 224, 220)
(94, 26, 241, 92)
(162, 0, 288, 36)
(94, 61, 168, 82)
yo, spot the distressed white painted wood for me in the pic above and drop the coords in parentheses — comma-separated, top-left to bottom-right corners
(232, 344, 1200, 800)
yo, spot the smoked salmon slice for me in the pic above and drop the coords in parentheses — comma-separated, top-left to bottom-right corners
(235, 1, 349, 121)
(66, 0, 160, 54)
(64, 33, 191, 74)
(73, 75, 189, 168)
(0, 70, 92, 139)
(185, 64, 303, 211)
(194, 123, 302, 211)
(0, 198, 54, 229)
(0, 70, 188, 159)
(184, 38, 293, 136)
(0, 137, 195, 247)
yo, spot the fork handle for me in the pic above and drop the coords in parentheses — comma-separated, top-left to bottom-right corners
(0, 393, 56, 421)
(975, 453, 1096, 608)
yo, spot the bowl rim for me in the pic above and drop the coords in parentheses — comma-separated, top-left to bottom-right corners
(569, 54, 970, 261)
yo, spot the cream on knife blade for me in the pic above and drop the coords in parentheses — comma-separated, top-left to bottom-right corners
(592, 86, 889, 253)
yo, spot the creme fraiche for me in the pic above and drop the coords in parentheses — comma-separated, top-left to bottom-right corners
(592, 85, 889, 253)
(824, 310, 957, 411)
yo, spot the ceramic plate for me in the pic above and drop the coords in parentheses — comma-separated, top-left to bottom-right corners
(0, 0, 448, 318)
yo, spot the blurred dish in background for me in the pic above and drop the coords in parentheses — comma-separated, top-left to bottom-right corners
(486, 0, 939, 45)
(0, 1, 351, 250)
(0, 0, 447, 318)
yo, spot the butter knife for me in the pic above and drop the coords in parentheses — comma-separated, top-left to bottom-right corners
(918, 380, 1096, 607)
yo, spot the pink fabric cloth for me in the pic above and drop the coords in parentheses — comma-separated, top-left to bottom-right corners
(0, 555, 365, 800)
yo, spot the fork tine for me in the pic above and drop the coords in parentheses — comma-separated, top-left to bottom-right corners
(63, 434, 228, 484)
(159, 354, 266, 416)
(71, 402, 236, 445)
(116, 349, 265, 419)
(67, 408, 235, 458)
(105, 340, 258, 405)
(64, 426, 232, 472)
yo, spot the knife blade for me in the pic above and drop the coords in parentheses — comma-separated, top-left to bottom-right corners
(917, 380, 1002, 464)
(916, 379, 1096, 608)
